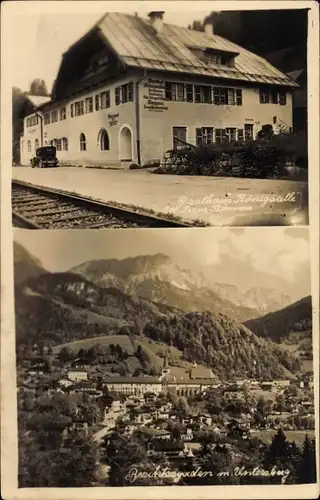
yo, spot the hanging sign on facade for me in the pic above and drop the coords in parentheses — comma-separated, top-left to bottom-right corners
(108, 113, 119, 126)
(143, 78, 168, 112)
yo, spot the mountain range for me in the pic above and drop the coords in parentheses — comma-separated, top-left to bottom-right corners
(13, 243, 310, 379)
(69, 253, 292, 320)
(245, 296, 312, 344)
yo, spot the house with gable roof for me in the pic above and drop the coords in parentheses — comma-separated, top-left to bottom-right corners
(20, 11, 297, 166)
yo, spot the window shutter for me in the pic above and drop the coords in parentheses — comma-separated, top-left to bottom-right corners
(115, 87, 121, 105)
(128, 82, 134, 101)
(196, 128, 203, 147)
(236, 89, 242, 106)
(95, 95, 100, 111)
(186, 84, 193, 102)
(165, 82, 172, 100)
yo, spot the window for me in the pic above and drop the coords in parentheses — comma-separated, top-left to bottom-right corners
(100, 91, 110, 109)
(215, 129, 226, 145)
(51, 110, 58, 123)
(206, 53, 223, 65)
(35, 139, 39, 150)
(115, 82, 134, 105)
(227, 88, 235, 105)
(225, 127, 237, 142)
(70, 104, 74, 118)
(80, 133, 86, 151)
(238, 129, 244, 141)
(44, 113, 50, 125)
(56, 138, 62, 151)
(195, 85, 212, 103)
(85, 97, 93, 113)
(59, 107, 66, 120)
(173, 126, 187, 149)
(62, 137, 68, 151)
(279, 90, 286, 105)
(244, 124, 254, 141)
(259, 88, 270, 104)
(195, 127, 214, 147)
(259, 88, 286, 105)
(165, 82, 184, 101)
(213, 87, 227, 105)
(271, 90, 278, 104)
(27, 115, 38, 127)
(75, 100, 84, 116)
(99, 129, 110, 151)
(27, 140, 31, 152)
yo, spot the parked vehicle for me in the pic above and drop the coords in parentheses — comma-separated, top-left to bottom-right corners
(30, 147, 59, 168)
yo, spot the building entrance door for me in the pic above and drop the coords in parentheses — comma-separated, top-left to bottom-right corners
(120, 126, 133, 161)
(173, 126, 187, 149)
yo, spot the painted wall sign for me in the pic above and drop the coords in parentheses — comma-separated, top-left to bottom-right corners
(108, 113, 119, 126)
(143, 78, 168, 112)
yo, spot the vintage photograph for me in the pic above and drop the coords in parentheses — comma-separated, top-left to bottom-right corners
(11, 5, 310, 228)
(14, 227, 316, 488)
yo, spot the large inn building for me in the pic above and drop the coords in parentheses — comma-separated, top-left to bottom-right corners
(20, 11, 298, 167)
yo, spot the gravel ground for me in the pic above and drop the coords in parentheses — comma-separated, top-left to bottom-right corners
(12, 166, 309, 226)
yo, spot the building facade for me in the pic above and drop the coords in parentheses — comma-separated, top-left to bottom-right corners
(67, 369, 88, 382)
(20, 12, 297, 167)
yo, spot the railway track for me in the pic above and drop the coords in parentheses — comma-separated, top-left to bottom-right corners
(12, 180, 193, 229)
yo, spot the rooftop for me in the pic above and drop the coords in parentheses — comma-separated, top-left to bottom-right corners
(25, 94, 51, 108)
(85, 12, 298, 86)
(138, 427, 171, 437)
(104, 376, 161, 384)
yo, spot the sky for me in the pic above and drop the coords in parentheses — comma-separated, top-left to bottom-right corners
(8, 5, 211, 92)
(14, 227, 311, 300)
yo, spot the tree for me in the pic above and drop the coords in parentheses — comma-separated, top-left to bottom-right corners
(296, 435, 316, 484)
(58, 346, 73, 363)
(257, 124, 274, 139)
(29, 78, 49, 96)
(256, 395, 267, 418)
(12, 86, 27, 164)
(275, 393, 285, 414)
(263, 428, 299, 482)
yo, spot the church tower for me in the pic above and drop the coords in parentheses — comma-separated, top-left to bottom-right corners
(161, 350, 170, 378)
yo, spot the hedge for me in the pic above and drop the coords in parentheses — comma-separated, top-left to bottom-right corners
(155, 131, 307, 179)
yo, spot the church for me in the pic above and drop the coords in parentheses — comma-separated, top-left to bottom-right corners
(20, 11, 297, 167)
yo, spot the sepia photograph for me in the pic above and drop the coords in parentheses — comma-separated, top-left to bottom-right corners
(13, 227, 316, 488)
(10, 4, 310, 228)
(1, 2, 319, 499)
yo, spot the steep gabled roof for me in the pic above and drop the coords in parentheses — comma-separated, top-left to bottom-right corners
(49, 12, 298, 103)
(94, 13, 297, 86)
(25, 95, 51, 108)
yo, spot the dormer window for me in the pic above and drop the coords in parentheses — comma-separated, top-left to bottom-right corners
(204, 48, 236, 67)
(188, 45, 238, 68)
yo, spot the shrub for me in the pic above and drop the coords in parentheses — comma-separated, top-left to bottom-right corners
(157, 131, 307, 178)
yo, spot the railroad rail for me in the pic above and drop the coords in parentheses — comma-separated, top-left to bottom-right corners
(12, 180, 193, 229)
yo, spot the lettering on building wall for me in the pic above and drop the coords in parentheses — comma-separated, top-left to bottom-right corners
(143, 78, 168, 112)
(108, 113, 119, 126)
